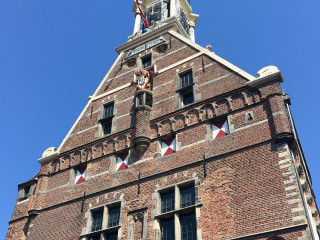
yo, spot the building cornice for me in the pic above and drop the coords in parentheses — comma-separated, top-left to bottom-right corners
(115, 17, 181, 54)
(247, 71, 284, 87)
(38, 152, 59, 165)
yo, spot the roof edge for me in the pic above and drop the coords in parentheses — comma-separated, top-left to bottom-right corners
(247, 71, 284, 87)
(168, 30, 256, 81)
(38, 152, 59, 165)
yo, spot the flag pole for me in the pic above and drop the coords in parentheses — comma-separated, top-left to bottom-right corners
(135, 0, 150, 29)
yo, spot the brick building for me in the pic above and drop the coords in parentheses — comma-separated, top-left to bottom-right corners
(6, 0, 320, 239)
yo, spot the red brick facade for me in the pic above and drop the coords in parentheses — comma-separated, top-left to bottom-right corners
(6, 14, 319, 240)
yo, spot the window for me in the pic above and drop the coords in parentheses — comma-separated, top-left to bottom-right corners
(24, 186, 31, 197)
(135, 91, 153, 108)
(104, 103, 114, 118)
(180, 186, 195, 208)
(86, 204, 121, 240)
(182, 91, 194, 106)
(157, 182, 198, 240)
(161, 218, 175, 240)
(142, 55, 151, 68)
(108, 206, 120, 227)
(178, 71, 194, 106)
(99, 102, 114, 136)
(180, 71, 193, 88)
(161, 191, 175, 213)
(106, 232, 118, 240)
(91, 211, 103, 232)
(212, 119, 229, 140)
(19, 184, 33, 201)
(180, 213, 197, 240)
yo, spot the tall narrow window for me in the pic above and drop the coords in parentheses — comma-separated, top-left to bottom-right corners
(181, 71, 193, 88)
(180, 213, 197, 240)
(104, 103, 114, 118)
(180, 186, 195, 208)
(100, 102, 114, 136)
(157, 182, 198, 240)
(161, 218, 175, 240)
(161, 191, 175, 213)
(91, 211, 103, 232)
(108, 206, 121, 227)
(178, 71, 194, 106)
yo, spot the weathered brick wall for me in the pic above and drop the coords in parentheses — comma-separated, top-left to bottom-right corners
(8, 142, 308, 240)
(8, 30, 315, 240)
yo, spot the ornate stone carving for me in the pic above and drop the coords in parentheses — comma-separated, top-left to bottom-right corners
(132, 30, 142, 40)
(136, 69, 151, 90)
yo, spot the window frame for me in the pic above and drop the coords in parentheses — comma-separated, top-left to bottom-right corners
(135, 91, 153, 109)
(99, 102, 115, 136)
(141, 54, 152, 69)
(91, 209, 104, 232)
(82, 202, 121, 240)
(155, 181, 200, 240)
(177, 70, 195, 107)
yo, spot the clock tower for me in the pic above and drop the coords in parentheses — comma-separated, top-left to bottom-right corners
(131, 0, 199, 42)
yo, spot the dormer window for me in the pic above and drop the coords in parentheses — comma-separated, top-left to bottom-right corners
(24, 186, 31, 197)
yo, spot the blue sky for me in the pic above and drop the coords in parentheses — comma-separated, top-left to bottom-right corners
(1, 0, 319, 238)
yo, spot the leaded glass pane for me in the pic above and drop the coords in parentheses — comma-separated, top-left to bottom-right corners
(91, 211, 103, 232)
(161, 218, 174, 240)
(182, 91, 194, 106)
(106, 232, 118, 240)
(108, 206, 120, 227)
(104, 103, 114, 118)
(180, 186, 195, 208)
(103, 121, 112, 135)
(180, 213, 197, 240)
(161, 191, 175, 213)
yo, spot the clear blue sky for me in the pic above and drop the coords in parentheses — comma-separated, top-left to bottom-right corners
(1, 0, 319, 238)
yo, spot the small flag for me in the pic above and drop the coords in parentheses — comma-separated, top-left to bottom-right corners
(135, 0, 150, 29)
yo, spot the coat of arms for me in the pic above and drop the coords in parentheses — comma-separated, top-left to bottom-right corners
(136, 69, 150, 90)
